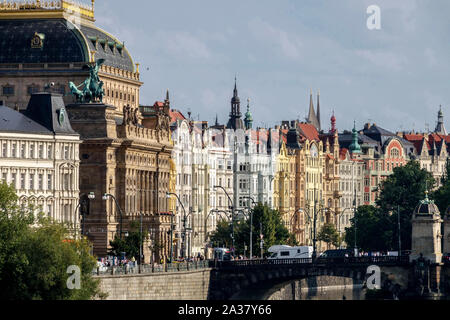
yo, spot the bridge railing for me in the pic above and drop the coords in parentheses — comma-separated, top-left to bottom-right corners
(211, 255, 410, 269)
(93, 260, 211, 276)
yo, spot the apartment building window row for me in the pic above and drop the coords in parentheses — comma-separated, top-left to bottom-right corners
(0, 140, 55, 160)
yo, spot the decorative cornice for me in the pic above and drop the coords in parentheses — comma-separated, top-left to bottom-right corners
(0, 0, 95, 21)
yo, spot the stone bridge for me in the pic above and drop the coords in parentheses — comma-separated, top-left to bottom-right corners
(96, 256, 450, 300)
(208, 256, 414, 300)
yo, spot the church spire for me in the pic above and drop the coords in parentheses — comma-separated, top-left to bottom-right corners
(226, 77, 244, 130)
(435, 105, 447, 135)
(244, 98, 253, 130)
(307, 88, 320, 131)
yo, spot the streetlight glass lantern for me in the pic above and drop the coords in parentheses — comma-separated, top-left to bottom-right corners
(102, 194, 109, 201)
(88, 192, 95, 200)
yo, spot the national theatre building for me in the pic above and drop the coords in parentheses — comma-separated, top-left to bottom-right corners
(0, 1, 175, 262)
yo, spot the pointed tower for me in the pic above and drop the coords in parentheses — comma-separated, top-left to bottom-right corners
(215, 114, 219, 127)
(244, 98, 253, 130)
(226, 77, 245, 130)
(307, 88, 320, 131)
(349, 121, 362, 155)
(164, 89, 170, 107)
(330, 111, 336, 135)
(330, 111, 339, 158)
(435, 106, 447, 135)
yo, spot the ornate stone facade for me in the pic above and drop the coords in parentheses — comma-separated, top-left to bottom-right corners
(66, 97, 173, 262)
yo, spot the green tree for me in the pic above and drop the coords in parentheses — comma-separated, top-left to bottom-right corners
(210, 204, 294, 258)
(345, 205, 393, 252)
(108, 221, 149, 262)
(375, 160, 435, 251)
(433, 158, 450, 214)
(317, 223, 340, 249)
(0, 182, 104, 300)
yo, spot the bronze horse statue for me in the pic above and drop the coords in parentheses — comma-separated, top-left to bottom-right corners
(68, 59, 105, 103)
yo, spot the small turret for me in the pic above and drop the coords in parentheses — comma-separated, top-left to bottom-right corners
(244, 98, 253, 130)
(349, 121, 362, 154)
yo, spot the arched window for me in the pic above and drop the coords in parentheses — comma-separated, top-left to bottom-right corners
(390, 148, 400, 158)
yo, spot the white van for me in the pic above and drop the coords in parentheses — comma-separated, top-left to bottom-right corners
(268, 245, 313, 259)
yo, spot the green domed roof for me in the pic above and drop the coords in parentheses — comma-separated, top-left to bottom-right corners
(0, 18, 135, 72)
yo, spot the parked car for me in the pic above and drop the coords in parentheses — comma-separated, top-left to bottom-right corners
(316, 249, 354, 263)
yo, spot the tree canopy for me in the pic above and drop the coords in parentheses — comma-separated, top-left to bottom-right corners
(0, 182, 105, 300)
(318, 223, 340, 249)
(433, 158, 450, 214)
(109, 221, 149, 262)
(210, 204, 295, 257)
(345, 161, 434, 252)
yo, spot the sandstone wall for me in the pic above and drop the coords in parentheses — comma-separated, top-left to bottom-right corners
(97, 269, 212, 300)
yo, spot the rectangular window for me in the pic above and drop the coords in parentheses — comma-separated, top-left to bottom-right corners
(29, 174, 34, 190)
(11, 173, 16, 188)
(64, 174, 69, 190)
(2, 85, 14, 96)
(27, 85, 39, 95)
(2, 142, 6, 157)
(39, 145, 44, 159)
(1, 173, 6, 182)
(30, 144, 35, 158)
(38, 174, 43, 190)
(11, 142, 16, 158)
(47, 145, 52, 159)
(47, 174, 52, 190)
(20, 173, 25, 189)
(20, 143, 25, 158)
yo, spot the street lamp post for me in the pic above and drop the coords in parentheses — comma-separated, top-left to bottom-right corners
(166, 192, 189, 259)
(338, 208, 353, 249)
(353, 188, 358, 257)
(300, 208, 313, 245)
(75, 192, 95, 238)
(139, 211, 143, 273)
(214, 186, 234, 255)
(243, 196, 256, 260)
(102, 193, 123, 239)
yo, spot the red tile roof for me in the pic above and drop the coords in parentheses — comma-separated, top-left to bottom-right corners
(339, 148, 349, 161)
(298, 123, 319, 141)
(169, 109, 186, 123)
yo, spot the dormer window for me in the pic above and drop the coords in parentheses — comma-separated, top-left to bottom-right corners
(89, 36, 98, 49)
(99, 39, 106, 51)
(108, 41, 115, 54)
(116, 43, 124, 56)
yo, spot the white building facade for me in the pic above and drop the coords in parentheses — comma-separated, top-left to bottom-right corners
(0, 93, 80, 230)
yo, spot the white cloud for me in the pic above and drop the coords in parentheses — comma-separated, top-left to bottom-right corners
(248, 18, 303, 60)
(154, 31, 212, 60)
(424, 48, 437, 67)
(355, 49, 406, 71)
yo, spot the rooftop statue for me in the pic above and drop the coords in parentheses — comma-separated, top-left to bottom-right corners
(69, 59, 105, 103)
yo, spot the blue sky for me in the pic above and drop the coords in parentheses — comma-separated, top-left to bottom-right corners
(94, 0, 450, 133)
